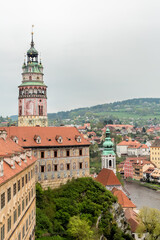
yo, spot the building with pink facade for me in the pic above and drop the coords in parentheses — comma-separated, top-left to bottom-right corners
(18, 31, 48, 127)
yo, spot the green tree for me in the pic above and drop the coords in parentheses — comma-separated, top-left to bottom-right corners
(67, 216, 93, 240)
(137, 207, 160, 240)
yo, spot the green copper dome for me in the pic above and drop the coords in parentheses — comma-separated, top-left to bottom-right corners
(27, 47, 38, 55)
(27, 33, 39, 63)
(103, 128, 115, 155)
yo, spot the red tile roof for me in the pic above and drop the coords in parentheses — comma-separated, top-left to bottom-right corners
(144, 167, 155, 174)
(125, 209, 139, 232)
(95, 169, 121, 186)
(117, 140, 140, 146)
(140, 144, 148, 149)
(0, 126, 90, 148)
(112, 188, 136, 208)
(106, 124, 133, 128)
(0, 137, 23, 157)
(0, 136, 37, 185)
(0, 156, 36, 185)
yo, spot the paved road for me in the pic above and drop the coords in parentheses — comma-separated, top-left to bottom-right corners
(124, 181, 160, 210)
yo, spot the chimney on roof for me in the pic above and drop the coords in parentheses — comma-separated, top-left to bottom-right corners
(0, 158, 4, 176)
(137, 160, 139, 164)
(141, 160, 143, 164)
(0, 130, 7, 140)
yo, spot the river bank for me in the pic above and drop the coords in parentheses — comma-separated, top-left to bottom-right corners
(125, 178, 160, 191)
(124, 180, 160, 210)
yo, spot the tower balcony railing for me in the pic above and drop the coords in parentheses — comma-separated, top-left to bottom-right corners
(19, 93, 47, 98)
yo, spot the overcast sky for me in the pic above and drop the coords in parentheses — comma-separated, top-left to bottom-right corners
(1, 0, 160, 116)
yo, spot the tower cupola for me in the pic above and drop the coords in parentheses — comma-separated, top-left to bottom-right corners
(101, 128, 116, 174)
(27, 32, 38, 63)
(103, 128, 114, 155)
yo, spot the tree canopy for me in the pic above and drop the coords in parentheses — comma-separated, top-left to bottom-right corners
(137, 207, 160, 240)
(36, 177, 133, 240)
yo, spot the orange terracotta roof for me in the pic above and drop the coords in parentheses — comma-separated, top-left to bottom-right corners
(0, 156, 37, 185)
(106, 124, 133, 128)
(112, 188, 136, 208)
(77, 126, 86, 130)
(151, 139, 160, 147)
(128, 143, 142, 149)
(0, 137, 24, 157)
(141, 144, 148, 149)
(126, 156, 147, 161)
(134, 160, 154, 167)
(117, 140, 140, 146)
(144, 167, 155, 174)
(125, 209, 139, 232)
(0, 136, 37, 185)
(0, 127, 90, 147)
(96, 169, 121, 186)
(147, 129, 154, 132)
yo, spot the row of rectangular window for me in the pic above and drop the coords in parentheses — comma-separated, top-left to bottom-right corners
(1, 169, 34, 210)
(39, 162, 83, 173)
(1, 209, 35, 240)
(36, 149, 83, 158)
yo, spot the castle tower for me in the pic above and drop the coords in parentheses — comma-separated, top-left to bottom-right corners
(18, 30, 48, 127)
(101, 128, 116, 174)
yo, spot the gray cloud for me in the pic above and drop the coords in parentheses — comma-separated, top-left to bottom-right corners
(1, 0, 160, 116)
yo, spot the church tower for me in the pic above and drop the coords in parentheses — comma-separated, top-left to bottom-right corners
(18, 30, 48, 127)
(101, 128, 116, 174)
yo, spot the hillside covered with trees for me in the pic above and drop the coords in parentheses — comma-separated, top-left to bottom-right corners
(47, 98, 160, 121)
(36, 178, 133, 240)
(9, 98, 160, 126)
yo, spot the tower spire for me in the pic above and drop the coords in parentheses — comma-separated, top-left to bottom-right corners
(31, 25, 34, 47)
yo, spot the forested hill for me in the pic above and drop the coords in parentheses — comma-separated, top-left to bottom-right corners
(9, 98, 160, 124)
(47, 98, 160, 120)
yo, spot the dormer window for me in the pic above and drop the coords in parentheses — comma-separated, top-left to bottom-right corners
(11, 136, 18, 144)
(75, 135, 81, 143)
(34, 135, 41, 144)
(55, 135, 63, 143)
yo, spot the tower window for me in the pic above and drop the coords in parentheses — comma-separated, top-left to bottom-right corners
(39, 105, 43, 116)
(19, 106, 22, 116)
(109, 160, 112, 167)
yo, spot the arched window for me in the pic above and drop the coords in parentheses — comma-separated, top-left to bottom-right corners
(109, 160, 112, 167)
